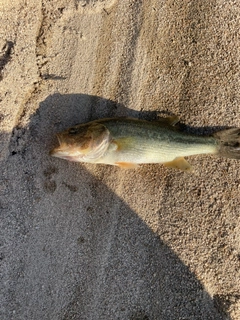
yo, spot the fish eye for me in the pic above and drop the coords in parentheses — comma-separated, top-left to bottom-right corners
(68, 127, 78, 135)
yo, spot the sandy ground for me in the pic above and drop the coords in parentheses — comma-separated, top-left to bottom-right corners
(1, 0, 240, 319)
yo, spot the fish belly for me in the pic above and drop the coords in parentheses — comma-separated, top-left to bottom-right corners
(98, 136, 217, 165)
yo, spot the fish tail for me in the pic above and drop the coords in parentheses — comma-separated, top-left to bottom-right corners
(214, 128, 240, 159)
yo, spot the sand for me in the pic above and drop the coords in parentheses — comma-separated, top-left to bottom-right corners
(1, 1, 240, 319)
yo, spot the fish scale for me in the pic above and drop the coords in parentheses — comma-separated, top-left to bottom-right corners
(50, 116, 240, 172)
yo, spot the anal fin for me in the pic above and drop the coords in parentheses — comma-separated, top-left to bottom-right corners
(163, 157, 193, 172)
(115, 162, 139, 169)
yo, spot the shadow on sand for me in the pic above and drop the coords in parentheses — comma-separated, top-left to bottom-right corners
(3, 93, 229, 320)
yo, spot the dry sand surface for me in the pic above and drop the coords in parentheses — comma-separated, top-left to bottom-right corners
(1, 0, 240, 319)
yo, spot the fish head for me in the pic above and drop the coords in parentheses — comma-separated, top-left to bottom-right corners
(50, 122, 110, 162)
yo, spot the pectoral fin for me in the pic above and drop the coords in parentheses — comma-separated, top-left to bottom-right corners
(110, 137, 135, 152)
(163, 157, 193, 172)
(115, 162, 139, 169)
(157, 115, 180, 126)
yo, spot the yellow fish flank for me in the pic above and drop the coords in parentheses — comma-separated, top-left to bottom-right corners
(50, 116, 240, 171)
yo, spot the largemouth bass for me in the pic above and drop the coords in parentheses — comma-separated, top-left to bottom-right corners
(50, 116, 240, 171)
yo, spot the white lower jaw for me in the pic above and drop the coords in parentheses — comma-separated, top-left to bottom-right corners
(61, 155, 79, 162)
(52, 152, 84, 162)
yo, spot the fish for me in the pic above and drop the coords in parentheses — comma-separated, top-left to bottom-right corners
(50, 116, 240, 171)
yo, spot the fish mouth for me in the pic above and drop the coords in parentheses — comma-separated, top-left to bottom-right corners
(49, 133, 63, 157)
(50, 137, 84, 162)
(49, 147, 60, 157)
(49, 147, 82, 161)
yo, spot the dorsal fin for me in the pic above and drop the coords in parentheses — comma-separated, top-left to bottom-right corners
(156, 115, 180, 126)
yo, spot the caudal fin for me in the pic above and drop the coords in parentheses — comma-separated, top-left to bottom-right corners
(214, 128, 240, 159)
